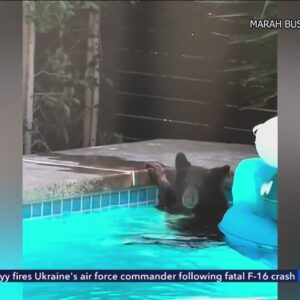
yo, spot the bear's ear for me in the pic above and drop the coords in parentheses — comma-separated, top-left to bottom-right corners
(175, 152, 191, 170)
(210, 165, 230, 181)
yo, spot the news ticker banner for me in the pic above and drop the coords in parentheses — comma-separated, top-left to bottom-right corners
(0, 270, 299, 283)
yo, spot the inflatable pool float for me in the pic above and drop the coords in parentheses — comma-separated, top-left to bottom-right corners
(219, 117, 278, 268)
(219, 205, 277, 267)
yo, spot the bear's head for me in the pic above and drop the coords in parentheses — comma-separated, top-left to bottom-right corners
(157, 152, 230, 228)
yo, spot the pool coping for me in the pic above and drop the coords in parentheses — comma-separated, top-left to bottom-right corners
(23, 139, 256, 208)
(23, 161, 233, 205)
(23, 163, 151, 204)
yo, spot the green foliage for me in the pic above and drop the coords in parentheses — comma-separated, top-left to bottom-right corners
(24, 1, 104, 152)
(24, 1, 102, 33)
(213, 0, 277, 108)
(24, 1, 77, 33)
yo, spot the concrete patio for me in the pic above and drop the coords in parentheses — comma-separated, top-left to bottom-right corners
(23, 139, 257, 204)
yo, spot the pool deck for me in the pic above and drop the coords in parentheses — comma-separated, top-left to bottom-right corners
(23, 139, 257, 203)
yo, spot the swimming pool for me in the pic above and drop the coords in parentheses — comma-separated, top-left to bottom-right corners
(23, 204, 277, 300)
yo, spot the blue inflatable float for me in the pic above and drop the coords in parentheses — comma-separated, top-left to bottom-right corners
(219, 117, 278, 268)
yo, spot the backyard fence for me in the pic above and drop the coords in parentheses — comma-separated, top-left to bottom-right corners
(102, 1, 277, 145)
(25, 1, 277, 153)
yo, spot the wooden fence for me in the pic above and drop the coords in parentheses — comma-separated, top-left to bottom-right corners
(100, 1, 277, 145)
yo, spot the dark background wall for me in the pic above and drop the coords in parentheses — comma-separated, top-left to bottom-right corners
(101, 1, 277, 145)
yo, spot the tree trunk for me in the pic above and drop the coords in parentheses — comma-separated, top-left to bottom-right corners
(23, 3, 35, 154)
(83, 9, 101, 147)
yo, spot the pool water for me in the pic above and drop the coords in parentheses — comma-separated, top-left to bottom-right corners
(23, 206, 277, 300)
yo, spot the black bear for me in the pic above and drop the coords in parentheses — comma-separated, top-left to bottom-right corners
(146, 152, 230, 235)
